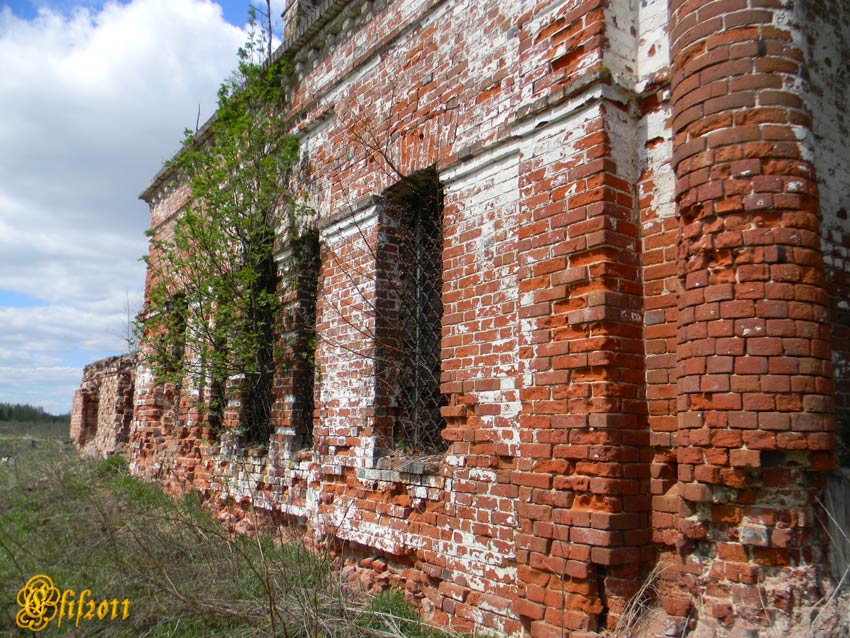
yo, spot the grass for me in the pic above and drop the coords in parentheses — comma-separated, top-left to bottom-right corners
(0, 419, 69, 442)
(0, 422, 443, 638)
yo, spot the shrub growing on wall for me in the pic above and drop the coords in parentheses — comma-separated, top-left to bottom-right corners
(142, 12, 311, 442)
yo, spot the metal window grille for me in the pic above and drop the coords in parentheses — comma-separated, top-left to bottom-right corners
(390, 175, 447, 453)
(292, 232, 320, 449)
(242, 232, 319, 447)
(239, 250, 278, 444)
(243, 366, 274, 443)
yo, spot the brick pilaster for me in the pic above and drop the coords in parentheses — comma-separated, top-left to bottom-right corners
(512, 5, 651, 630)
(270, 232, 320, 460)
(669, 0, 835, 629)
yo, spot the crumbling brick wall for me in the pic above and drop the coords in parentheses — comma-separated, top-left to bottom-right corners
(802, 0, 850, 430)
(71, 0, 850, 635)
(660, 0, 839, 630)
(70, 353, 136, 459)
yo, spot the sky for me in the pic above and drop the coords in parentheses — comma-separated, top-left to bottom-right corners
(0, 0, 286, 414)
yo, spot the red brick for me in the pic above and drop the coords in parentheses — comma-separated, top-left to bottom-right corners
(77, 2, 848, 634)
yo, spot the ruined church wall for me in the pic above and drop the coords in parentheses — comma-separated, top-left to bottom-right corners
(70, 353, 136, 459)
(121, 0, 850, 636)
(664, 0, 840, 630)
(131, 1, 666, 634)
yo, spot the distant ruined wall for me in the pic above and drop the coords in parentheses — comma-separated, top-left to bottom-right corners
(71, 0, 850, 636)
(70, 353, 136, 459)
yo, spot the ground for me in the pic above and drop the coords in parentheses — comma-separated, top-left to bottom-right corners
(0, 422, 437, 637)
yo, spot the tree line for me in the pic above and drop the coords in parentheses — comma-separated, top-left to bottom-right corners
(0, 403, 70, 423)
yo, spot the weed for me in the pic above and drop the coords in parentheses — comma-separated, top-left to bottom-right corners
(93, 453, 127, 479)
(0, 426, 450, 638)
(357, 587, 449, 638)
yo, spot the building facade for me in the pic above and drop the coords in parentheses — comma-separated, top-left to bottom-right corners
(73, 0, 850, 635)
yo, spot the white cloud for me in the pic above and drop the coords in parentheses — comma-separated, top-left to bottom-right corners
(0, 0, 246, 413)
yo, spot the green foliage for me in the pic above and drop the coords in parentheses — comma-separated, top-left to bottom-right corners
(142, 12, 313, 439)
(93, 453, 127, 478)
(0, 427, 453, 638)
(0, 402, 68, 423)
(364, 587, 418, 619)
(359, 588, 431, 638)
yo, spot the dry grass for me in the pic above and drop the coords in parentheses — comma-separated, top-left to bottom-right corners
(0, 424, 447, 638)
(598, 563, 669, 638)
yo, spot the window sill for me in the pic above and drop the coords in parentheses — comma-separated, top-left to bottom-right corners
(356, 453, 443, 487)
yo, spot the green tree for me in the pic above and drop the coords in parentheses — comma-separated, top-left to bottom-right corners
(0, 402, 67, 423)
(142, 12, 310, 442)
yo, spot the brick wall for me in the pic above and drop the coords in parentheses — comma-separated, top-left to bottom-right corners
(666, 0, 837, 632)
(70, 0, 850, 635)
(802, 0, 850, 433)
(70, 353, 136, 459)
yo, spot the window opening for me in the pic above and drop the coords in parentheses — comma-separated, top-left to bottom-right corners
(380, 170, 447, 454)
(291, 230, 319, 449)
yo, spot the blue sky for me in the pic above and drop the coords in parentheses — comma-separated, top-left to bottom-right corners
(3, 0, 260, 26)
(0, 290, 43, 308)
(0, 0, 285, 413)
